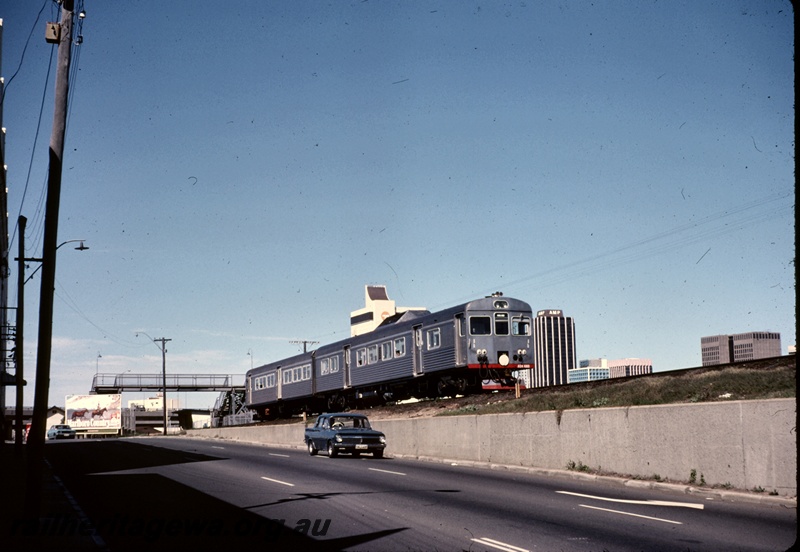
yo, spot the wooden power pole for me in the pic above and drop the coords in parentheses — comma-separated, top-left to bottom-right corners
(25, 0, 75, 516)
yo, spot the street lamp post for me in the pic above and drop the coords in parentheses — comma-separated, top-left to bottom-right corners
(14, 215, 88, 450)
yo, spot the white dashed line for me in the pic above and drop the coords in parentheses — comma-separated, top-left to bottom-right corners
(260, 476, 295, 487)
(368, 467, 406, 476)
(556, 491, 704, 509)
(579, 504, 683, 525)
(471, 537, 530, 552)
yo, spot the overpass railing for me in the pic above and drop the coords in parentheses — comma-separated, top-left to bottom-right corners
(91, 373, 245, 394)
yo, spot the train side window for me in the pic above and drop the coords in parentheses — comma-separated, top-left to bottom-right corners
(266, 374, 276, 388)
(381, 341, 393, 360)
(470, 316, 491, 335)
(512, 316, 531, 336)
(320, 358, 329, 375)
(495, 312, 509, 335)
(368, 345, 379, 364)
(394, 337, 406, 358)
(356, 348, 367, 367)
(427, 328, 441, 349)
(330, 356, 339, 373)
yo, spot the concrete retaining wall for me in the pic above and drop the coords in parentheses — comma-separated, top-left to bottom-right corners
(186, 398, 797, 496)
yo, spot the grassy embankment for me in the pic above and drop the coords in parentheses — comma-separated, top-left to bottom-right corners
(442, 355, 796, 417)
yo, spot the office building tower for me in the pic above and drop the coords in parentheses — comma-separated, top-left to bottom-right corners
(531, 309, 576, 387)
(701, 332, 782, 366)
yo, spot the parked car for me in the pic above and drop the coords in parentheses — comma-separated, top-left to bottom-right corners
(47, 424, 76, 440)
(304, 413, 385, 458)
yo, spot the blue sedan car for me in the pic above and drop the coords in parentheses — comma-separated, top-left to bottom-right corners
(304, 413, 386, 458)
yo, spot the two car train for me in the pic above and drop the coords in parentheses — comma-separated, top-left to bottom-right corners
(245, 292, 533, 418)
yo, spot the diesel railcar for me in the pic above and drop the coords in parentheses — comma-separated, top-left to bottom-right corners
(245, 293, 533, 418)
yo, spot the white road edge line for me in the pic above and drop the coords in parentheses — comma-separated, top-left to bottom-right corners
(471, 537, 530, 552)
(211, 446, 225, 449)
(556, 490, 704, 509)
(368, 467, 406, 476)
(268, 453, 290, 458)
(580, 504, 683, 525)
(260, 476, 295, 487)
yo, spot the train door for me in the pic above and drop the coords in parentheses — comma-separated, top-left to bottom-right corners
(454, 313, 466, 366)
(343, 346, 351, 388)
(413, 325, 424, 376)
(310, 351, 317, 395)
(276, 367, 283, 400)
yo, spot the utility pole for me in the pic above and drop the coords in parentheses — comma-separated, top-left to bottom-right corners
(25, 0, 74, 516)
(154, 337, 171, 435)
(14, 216, 25, 450)
(290, 339, 319, 353)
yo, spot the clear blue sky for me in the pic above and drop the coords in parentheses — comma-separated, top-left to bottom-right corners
(1, 1, 794, 409)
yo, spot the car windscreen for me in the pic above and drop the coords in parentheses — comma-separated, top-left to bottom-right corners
(330, 417, 370, 429)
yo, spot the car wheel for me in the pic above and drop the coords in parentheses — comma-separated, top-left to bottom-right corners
(307, 440, 317, 456)
(374, 449, 384, 459)
(327, 441, 338, 458)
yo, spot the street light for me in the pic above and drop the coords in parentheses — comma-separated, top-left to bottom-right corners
(136, 332, 171, 435)
(23, 239, 88, 284)
(14, 216, 88, 450)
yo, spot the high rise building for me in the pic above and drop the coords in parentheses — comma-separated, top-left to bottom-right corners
(531, 309, 576, 387)
(701, 332, 782, 366)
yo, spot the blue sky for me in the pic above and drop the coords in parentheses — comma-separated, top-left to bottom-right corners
(1, 1, 794, 409)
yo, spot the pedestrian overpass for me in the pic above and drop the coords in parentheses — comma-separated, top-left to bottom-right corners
(91, 373, 245, 394)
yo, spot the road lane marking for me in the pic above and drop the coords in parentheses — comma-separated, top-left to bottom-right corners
(580, 504, 682, 525)
(211, 446, 225, 449)
(268, 453, 290, 458)
(368, 467, 406, 476)
(471, 537, 530, 552)
(556, 491, 704, 509)
(260, 476, 295, 487)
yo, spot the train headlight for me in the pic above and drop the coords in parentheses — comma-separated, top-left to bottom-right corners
(498, 353, 510, 366)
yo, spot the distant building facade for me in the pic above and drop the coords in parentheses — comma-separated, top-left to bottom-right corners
(350, 285, 427, 337)
(701, 332, 782, 366)
(531, 309, 576, 387)
(608, 358, 653, 378)
(571, 358, 653, 384)
(569, 359, 610, 383)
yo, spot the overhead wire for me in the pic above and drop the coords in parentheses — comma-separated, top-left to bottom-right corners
(54, 276, 140, 348)
(0, 0, 50, 108)
(10, 3, 86, 306)
(433, 190, 794, 310)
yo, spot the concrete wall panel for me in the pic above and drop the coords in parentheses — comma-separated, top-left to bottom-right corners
(185, 398, 796, 496)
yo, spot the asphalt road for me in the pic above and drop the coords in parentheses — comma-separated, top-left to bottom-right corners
(34, 437, 797, 551)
